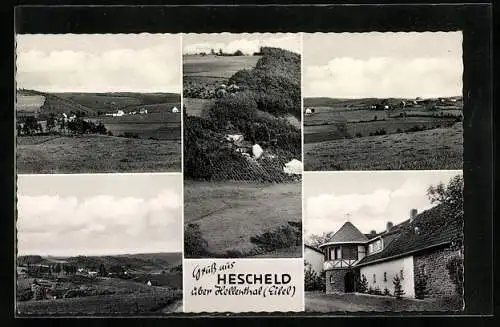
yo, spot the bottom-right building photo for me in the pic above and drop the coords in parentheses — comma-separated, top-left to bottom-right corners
(304, 170, 464, 312)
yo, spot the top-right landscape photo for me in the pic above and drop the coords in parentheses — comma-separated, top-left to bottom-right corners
(303, 32, 463, 171)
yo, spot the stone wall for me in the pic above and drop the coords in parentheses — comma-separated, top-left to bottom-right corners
(413, 246, 462, 298)
(325, 269, 349, 294)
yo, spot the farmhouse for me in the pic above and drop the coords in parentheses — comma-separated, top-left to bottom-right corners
(172, 106, 179, 113)
(308, 204, 463, 299)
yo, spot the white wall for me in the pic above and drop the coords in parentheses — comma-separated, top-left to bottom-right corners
(305, 247, 324, 275)
(359, 256, 415, 298)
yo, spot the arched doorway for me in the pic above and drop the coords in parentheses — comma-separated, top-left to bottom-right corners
(344, 270, 356, 293)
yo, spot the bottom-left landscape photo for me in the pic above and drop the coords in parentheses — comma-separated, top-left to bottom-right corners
(15, 173, 183, 316)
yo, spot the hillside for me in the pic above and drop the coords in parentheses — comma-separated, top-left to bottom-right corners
(16, 89, 181, 117)
(184, 47, 301, 182)
(17, 252, 182, 271)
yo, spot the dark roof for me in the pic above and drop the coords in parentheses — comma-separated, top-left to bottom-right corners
(357, 204, 462, 266)
(305, 244, 323, 255)
(320, 221, 368, 246)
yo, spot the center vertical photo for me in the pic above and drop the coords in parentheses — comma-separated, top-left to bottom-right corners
(183, 33, 303, 259)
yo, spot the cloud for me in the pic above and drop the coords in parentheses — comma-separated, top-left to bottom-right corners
(184, 35, 301, 55)
(304, 56, 463, 98)
(17, 189, 182, 255)
(16, 39, 181, 93)
(305, 180, 435, 237)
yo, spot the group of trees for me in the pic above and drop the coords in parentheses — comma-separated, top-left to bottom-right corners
(304, 262, 325, 291)
(17, 114, 109, 136)
(199, 48, 245, 56)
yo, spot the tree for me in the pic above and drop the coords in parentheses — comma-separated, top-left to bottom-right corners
(233, 49, 244, 56)
(46, 113, 56, 132)
(393, 275, 405, 299)
(98, 263, 107, 277)
(23, 116, 39, 135)
(427, 175, 463, 210)
(218, 48, 223, 56)
(184, 223, 210, 257)
(210, 48, 215, 55)
(306, 231, 336, 248)
(304, 261, 325, 291)
(53, 263, 61, 274)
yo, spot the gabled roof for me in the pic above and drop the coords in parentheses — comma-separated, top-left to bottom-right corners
(357, 203, 462, 266)
(319, 221, 368, 247)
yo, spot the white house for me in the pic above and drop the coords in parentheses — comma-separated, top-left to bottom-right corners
(172, 106, 179, 113)
(139, 108, 148, 115)
(305, 244, 324, 276)
(314, 204, 463, 299)
(305, 108, 313, 115)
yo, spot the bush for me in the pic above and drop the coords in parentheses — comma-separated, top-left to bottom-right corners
(383, 287, 391, 296)
(446, 256, 464, 297)
(184, 223, 210, 258)
(393, 275, 405, 299)
(355, 132, 363, 138)
(304, 261, 325, 291)
(356, 274, 368, 293)
(250, 221, 302, 253)
(373, 287, 382, 295)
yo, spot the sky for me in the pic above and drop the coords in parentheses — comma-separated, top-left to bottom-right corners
(183, 33, 301, 55)
(16, 34, 181, 93)
(303, 32, 463, 99)
(16, 174, 182, 256)
(304, 170, 462, 238)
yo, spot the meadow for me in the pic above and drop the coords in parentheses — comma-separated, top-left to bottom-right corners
(16, 135, 181, 173)
(183, 54, 260, 97)
(182, 98, 213, 118)
(304, 123, 463, 171)
(303, 97, 463, 170)
(184, 181, 302, 258)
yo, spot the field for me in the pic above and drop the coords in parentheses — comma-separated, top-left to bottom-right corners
(16, 252, 182, 316)
(303, 97, 463, 170)
(85, 112, 181, 140)
(54, 92, 180, 113)
(17, 290, 182, 316)
(183, 54, 260, 96)
(184, 181, 302, 257)
(16, 94, 45, 112)
(16, 134, 181, 173)
(304, 123, 463, 170)
(183, 98, 214, 118)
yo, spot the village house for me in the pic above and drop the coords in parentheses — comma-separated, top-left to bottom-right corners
(308, 204, 463, 299)
(305, 244, 324, 276)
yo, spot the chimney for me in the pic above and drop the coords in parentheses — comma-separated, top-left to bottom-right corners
(370, 230, 377, 236)
(386, 221, 393, 232)
(410, 208, 418, 222)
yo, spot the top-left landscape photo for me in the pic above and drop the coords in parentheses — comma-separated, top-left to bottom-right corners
(15, 34, 182, 174)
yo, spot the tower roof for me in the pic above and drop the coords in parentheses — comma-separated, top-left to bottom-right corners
(319, 221, 368, 247)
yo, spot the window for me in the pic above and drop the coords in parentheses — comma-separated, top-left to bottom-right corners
(373, 274, 376, 284)
(368, 244, 373, 253)
(335, 247, 341, 260)
(383, 272, 387, 282)
(330, 275, 335, 284)
(342, 246, 358, 260)
(400, 269, 404, 280)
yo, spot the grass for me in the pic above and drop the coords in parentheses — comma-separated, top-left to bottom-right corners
(184, 181, 302, 257)
(304, 124, 463, 171)
(305, 292, 464, 312)
(183, 55, 260, 96)
(16, 134, 181, 173)
(183, 97, 214, 118)
(17, 288, 182, 316)
(183, 54, 260, 78)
